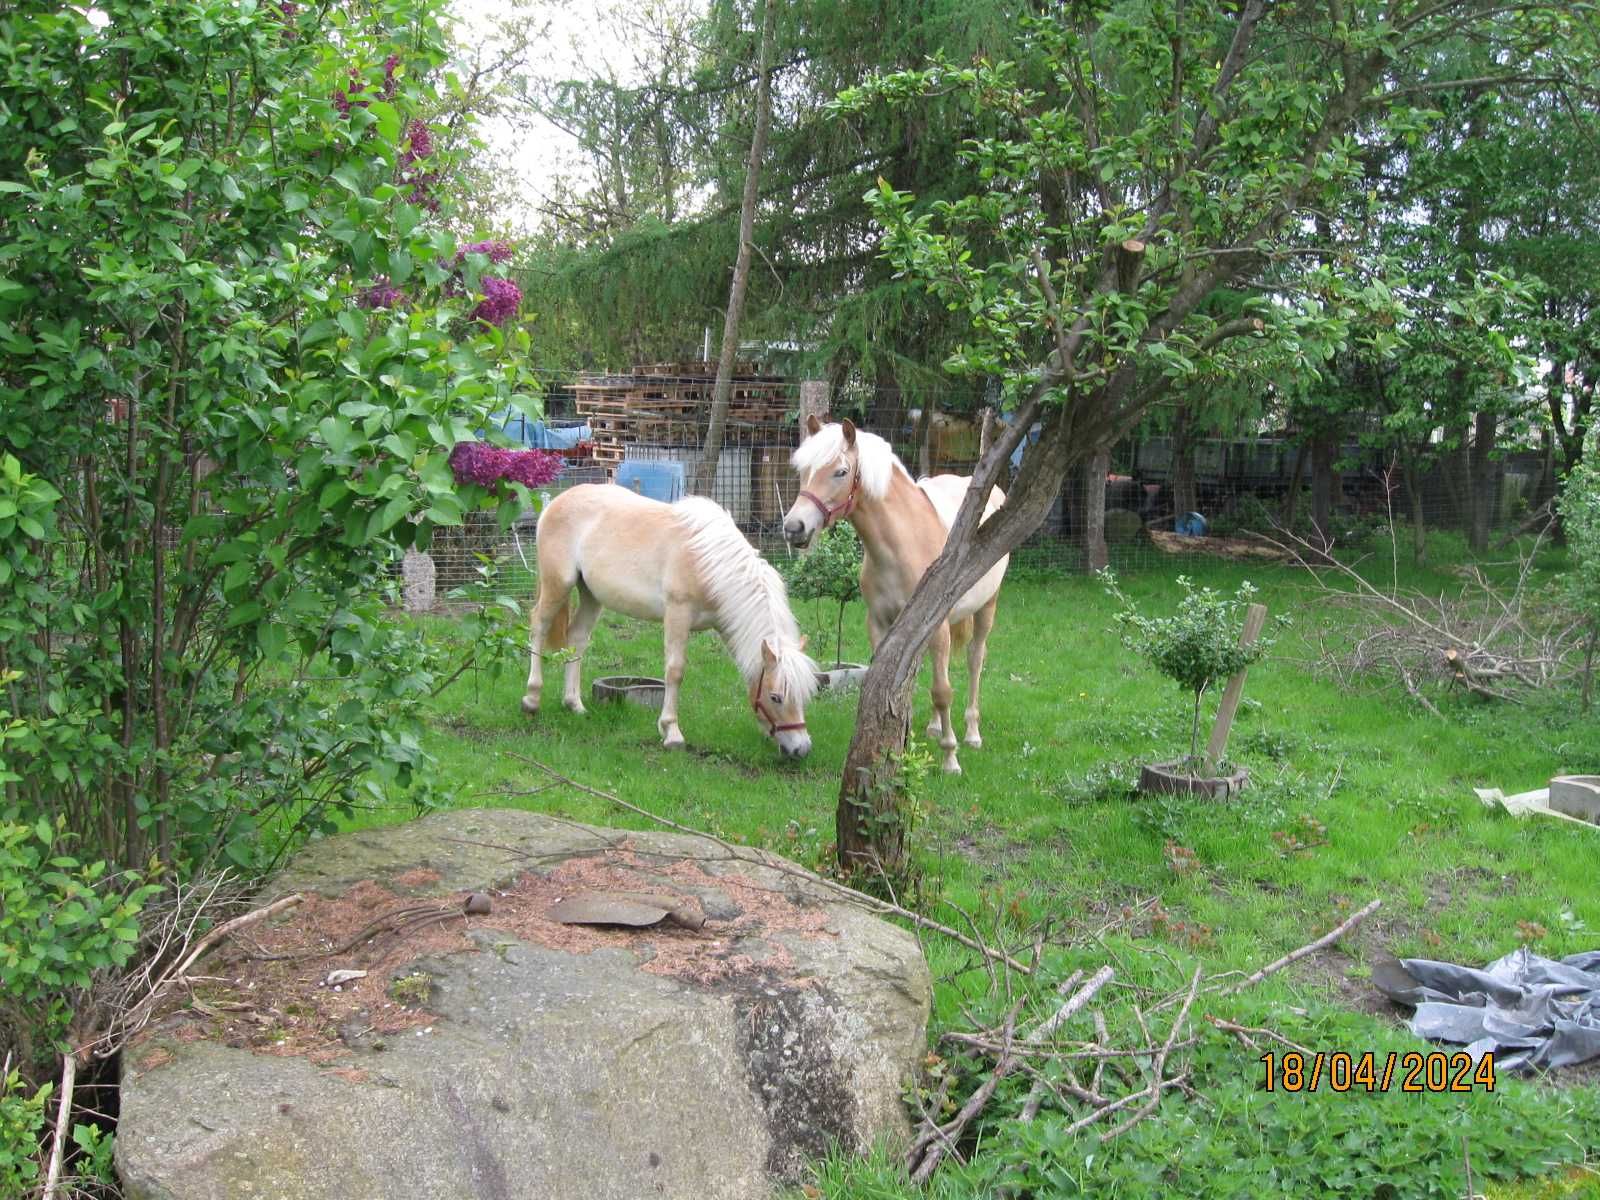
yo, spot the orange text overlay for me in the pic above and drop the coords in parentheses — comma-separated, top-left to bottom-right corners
(1260, 1051, 1495, 1094)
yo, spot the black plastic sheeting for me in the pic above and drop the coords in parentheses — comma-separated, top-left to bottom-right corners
(1372, 947, 1600, 1071)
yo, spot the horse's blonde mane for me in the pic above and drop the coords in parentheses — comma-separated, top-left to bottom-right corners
(673, 498, 818, 703)
(791, 423, 909, 500)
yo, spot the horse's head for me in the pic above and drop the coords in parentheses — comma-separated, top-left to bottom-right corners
(785, 415, 860, 549)
(750, 635, 815, 759)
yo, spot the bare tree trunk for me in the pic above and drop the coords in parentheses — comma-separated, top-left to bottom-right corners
(1401, 449, 1428, 566)
(1281, 440, 1306, 530)
(1082, 447, 1110, 572)
(915, 399, 935, 478)
(1310, 431, 1336, 547)
(695, 0, 775, 495)
(1468, 408, 1498, 553)
(1170, 403, 1197, 519)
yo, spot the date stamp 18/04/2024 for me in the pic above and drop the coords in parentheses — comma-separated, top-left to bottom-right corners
(1261, 1051, 1496, 1094)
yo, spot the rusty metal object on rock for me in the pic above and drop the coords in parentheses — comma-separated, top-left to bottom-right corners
(546, 891, 705, 931)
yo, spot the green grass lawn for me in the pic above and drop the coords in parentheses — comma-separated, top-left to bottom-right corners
(355, 538, 1600, 1198)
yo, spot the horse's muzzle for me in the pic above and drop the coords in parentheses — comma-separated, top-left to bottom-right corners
(782, 518, 814, 549)
(777, 731, 812, 759)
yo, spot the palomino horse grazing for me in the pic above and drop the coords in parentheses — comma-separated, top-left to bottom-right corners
(522, 485, 817, 758)
(784, 417, 1008, 774)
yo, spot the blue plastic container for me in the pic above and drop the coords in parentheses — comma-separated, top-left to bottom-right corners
(615, 459, 685, 503)
(1175, 511, 1209, 537)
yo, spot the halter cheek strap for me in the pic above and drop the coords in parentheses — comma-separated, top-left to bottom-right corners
(798, 469, 859, 529)
(752, 695, 807, 737)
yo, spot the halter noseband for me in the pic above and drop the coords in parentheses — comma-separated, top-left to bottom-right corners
(752, 696, 808, 737)
(797, 466, 859, 529)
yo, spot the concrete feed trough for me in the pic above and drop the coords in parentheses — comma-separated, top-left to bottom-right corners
(1550, 775, 1600, 825)
(590, 675, 667, 710)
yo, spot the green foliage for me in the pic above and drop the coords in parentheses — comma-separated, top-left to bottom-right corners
(0, 817, 156, 1064)
(780, 523, 863, 666)
(0, 1067, 48, 1196)
(1103, 573, 1281, 771)
(1557, 425, 1600, 707)
(0, 0, 540, 911)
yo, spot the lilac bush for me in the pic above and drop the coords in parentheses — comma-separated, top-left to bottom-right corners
(448, 443, 563, 491)
(359, 277, 405, 309)
(471, 276, 522, 325)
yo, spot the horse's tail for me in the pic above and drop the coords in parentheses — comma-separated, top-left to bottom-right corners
(950, 615, 974, 649)
(535, 588, 572, 650)
(547, 595, 572, 650)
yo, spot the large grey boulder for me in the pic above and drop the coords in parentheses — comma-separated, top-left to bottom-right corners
(117, 808, 931, 1200)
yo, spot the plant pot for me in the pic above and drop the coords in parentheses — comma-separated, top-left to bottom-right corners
(590, 676, 667, 710)
(814, 663, 870, 692)
(1137, 761, 1248, 800)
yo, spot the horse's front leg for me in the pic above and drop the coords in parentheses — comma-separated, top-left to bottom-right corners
(963, 595, 998, 749)
(657, 605, 691, 750)
(929, 622, 960, 774)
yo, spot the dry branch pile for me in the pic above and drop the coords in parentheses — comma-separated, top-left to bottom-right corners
(904, 899, 1381, 1182)
(1274, 530, 1585, 715)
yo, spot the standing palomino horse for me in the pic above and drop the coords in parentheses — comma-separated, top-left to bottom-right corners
(521, 484, 817, 758)
(784, 417, 1008, 774)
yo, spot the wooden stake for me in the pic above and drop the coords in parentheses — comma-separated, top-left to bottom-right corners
(1204, 602, 1267, 774)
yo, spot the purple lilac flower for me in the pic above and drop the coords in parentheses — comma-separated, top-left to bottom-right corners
(381, 54, 401, 99)
(334, 68, 369, 118)
(404, 169, 440, 211)
(399, 119, 433, 168)
(358, 277, 405, 309)
(471, 276, 522, 325)
(276, 2, 298, 18)
(456, 239, 513, 265)
(448, 443, 562, 490)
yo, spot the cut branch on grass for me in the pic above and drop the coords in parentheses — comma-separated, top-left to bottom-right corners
(1223, 898, 1381, 996)
(1270, 524, 1584, 713)
(908, 998, 1026, 1184)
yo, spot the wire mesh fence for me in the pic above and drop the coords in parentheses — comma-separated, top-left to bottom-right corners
(417, 368, 1555, 602)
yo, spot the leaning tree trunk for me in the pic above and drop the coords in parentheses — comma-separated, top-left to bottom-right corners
(694, 0, 775, 495)
(836, 394, 1074, 869)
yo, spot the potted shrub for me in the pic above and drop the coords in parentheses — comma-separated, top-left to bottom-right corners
(1102, 572, 1282, 798)
(782, 523, 869, 690)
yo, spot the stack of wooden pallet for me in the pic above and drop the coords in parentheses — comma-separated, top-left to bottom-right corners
(573, 363, 791, 465)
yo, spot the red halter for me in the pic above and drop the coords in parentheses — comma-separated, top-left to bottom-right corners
(797, 468, 859, 529)
(752, 696, 808, 736)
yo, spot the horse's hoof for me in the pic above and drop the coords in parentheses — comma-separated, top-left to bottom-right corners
(662, 736, 685, 751)
(563, 700, 587, 715)
(942, 759, 963, 775)
(964, 734, 983, 749)
(520, 694, 540, 715)
(925, 721, 942, 741)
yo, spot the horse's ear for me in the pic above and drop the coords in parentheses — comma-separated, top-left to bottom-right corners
(841, 419, 856, 446)
(805, 413, 822, 436)
(761, 637, 778, 666)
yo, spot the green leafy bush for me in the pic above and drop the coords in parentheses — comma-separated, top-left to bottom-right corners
(1102, 573, 1283, 772)
(0, 1066, 49, 1197)
(781, 523, 863, 667)
(1557, 425, 1600, 708)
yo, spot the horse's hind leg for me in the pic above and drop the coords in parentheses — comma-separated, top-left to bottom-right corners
(963, 595, 998, 749)
(929, 622, 960, 774)
(657, 603, 691, 750)
(521, 569, 575, 715)
(561, 583, 604, 713)
(929, 616, 972, 741)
